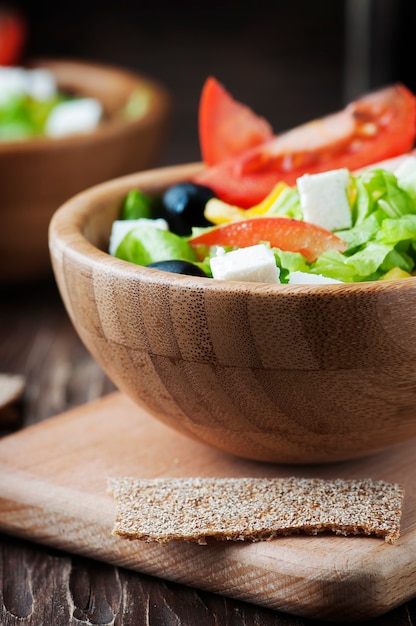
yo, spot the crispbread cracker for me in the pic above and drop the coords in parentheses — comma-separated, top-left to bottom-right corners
(108, 476, 404, 545)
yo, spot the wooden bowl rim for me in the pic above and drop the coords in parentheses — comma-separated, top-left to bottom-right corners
(49, 161, 416, 296)
(0, 57, 171, 154)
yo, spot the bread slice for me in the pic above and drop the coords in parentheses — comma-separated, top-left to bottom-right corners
(108, 476, 404, 545)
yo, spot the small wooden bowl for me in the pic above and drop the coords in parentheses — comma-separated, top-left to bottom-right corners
(49, 162, 416, 464)
(1, 58, 171, 284)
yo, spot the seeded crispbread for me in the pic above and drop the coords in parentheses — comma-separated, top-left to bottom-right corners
(108, 476, 404, 545)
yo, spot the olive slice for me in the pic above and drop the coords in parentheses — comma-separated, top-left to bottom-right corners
(146, 260, 208, 277)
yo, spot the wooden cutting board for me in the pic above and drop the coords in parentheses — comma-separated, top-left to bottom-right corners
(0, 391, 416, 621)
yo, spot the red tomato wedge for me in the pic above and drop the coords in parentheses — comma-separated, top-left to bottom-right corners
(189, 217, 346, 263)
(199, 76, 273, 166)
(195, 84, 416, 207)
(0, 9, 26, 66)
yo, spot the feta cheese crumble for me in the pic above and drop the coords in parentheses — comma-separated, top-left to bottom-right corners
(288, 271, 343, 284)
(394, 155, 416, 202)
(297, 168, 352, 232)
(45, 98, 103, 138)
(210, 244, 280, 283)
(394, 155, 416, 180)
(0, 67, 58, 105)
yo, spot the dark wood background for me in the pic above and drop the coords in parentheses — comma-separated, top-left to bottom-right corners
(2, 0, 416, 623)
(13, 0, 416, 166)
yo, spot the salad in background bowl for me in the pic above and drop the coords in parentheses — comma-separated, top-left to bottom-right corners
(0, 65, 104, 141)
(0, 63, 155, 142)
(0, 57, 171, 284)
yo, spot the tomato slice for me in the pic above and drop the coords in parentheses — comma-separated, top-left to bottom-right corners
(0, 9, 26, 66)
(199, 76, 273, 166)
(195, 84, 416, 207)
(189, 217, 346, 263)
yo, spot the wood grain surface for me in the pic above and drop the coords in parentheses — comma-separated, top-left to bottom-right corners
(1, 278, 416, 625)
(1, 390, 416, 621)
(2, 389, 416, 621)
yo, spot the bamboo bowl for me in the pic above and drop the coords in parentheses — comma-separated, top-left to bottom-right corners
(49, 162, 416, 464)
(1, 58, 171, 284)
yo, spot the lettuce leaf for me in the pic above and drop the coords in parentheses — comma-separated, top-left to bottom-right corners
(113, 163, 416, 284)
(115, 224, 197, 266)
(310, 167, 416, 281)
(265, 185, 303, 220)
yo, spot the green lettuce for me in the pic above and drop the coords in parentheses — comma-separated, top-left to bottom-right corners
(310, 167, 416, 281)
(265, 185, 303, 220)
(0, 94, 65, 140)
(115, 224, 197, 266)
(112, 162, 416, 283)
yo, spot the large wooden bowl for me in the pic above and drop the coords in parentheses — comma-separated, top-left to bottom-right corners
(49, 162, 416, 464)
(1, 59, 171, 284)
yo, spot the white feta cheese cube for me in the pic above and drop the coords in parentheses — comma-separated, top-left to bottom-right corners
(297, 168, 351, 232)
(394, 155, 416, 180)
(27, 69, 57, 101)
(0, 67, 57, 105)
(210, 244, 280, 283)
(394, 155, 416, 201)
(45, 98, 103, 137)
(289, 271, 343, 284)
(0, 68, 28, 104)
(109, 218, 168, 256)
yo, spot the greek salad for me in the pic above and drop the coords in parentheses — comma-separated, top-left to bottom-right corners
(0, 66, 105, 141)
(109, 77, 416, 284)
(0, 65, 152, 142)
(0, 10, 149, 142)
(0, 9, 102, 141)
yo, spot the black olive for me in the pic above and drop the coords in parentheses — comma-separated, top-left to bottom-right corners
(146, 260, 208, 277)
(161, 182, 215, 235)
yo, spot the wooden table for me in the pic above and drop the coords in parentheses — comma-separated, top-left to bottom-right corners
(1, 275, 416, 625)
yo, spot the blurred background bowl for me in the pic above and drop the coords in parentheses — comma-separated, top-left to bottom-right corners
(0, 58, 171, 284)
(49, 162, 416, 464)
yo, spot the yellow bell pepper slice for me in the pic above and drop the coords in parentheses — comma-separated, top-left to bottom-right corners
(253, 181, 289, 212)
(380, 267, 412, 280)
(204, 198, 245, 224)
(204, 181, 289, 225)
